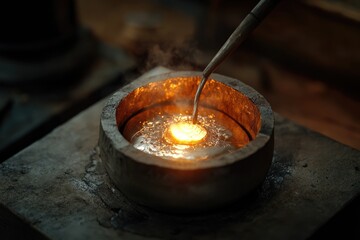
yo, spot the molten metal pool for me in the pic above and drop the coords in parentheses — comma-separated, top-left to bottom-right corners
(122, 103, 251, 161)
(167, 122, 207, 145)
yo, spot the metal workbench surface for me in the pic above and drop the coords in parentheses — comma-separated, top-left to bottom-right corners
(0, 70, 359, 240)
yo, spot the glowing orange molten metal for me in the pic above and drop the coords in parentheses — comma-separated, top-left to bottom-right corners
(167, 122, 207, 145)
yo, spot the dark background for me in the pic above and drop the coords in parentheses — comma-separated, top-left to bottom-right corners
(78, 0, 360, 149)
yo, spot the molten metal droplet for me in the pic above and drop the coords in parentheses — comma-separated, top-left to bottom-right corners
(167, 122, 207, 145)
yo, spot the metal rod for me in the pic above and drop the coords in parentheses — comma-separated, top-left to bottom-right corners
(192, 0, 280, 124)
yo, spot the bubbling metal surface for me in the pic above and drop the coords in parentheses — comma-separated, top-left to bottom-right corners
(122, 104, 250, 161)
(166, 122, 207, 145)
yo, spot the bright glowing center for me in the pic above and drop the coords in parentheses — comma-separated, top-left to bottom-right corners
(168, 122, 207, 145)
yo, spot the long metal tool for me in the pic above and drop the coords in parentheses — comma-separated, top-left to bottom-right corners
(192, 0, 280, 123)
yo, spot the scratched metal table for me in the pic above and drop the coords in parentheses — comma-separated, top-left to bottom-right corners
(0, 69, 359, 239)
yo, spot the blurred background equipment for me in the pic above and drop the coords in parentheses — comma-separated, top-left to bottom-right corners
(0, 0, 136, 160)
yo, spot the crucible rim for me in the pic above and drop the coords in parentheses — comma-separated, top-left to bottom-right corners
(100, 71, 274, 170)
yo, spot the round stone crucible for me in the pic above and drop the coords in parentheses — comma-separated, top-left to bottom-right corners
(99, 71, 274, 214)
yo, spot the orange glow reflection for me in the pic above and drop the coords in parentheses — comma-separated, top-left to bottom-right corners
(167, 122, 207, 145)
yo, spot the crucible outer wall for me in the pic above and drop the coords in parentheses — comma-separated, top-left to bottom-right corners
(99, 71, 274, 213)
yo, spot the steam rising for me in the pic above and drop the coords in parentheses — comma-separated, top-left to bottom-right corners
(143, 41, 200, 72)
